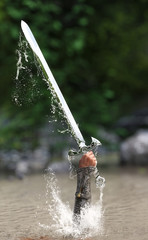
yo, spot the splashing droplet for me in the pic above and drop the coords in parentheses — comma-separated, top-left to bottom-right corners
(36, 169, 104, 238)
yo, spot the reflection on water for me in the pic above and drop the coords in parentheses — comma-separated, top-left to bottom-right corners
(0, 168, 148, 240)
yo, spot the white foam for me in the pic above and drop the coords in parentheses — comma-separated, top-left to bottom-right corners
(39, 170, 104, 239)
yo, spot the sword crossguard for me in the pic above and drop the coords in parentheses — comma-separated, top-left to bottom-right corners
(68, 137, 101, 156)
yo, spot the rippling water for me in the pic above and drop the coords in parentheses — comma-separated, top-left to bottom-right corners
(0, 168, 148, 240)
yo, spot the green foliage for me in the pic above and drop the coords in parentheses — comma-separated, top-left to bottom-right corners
(0, 0, 148, 148)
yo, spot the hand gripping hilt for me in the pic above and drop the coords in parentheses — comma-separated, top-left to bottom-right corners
(68, 136, 105, 188)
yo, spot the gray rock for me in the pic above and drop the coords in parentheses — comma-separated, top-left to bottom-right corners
(29, 148, 49, 172)
(120, 130, 148, 165)
(48, 160, 70, 173)
(116, 108, 148, 132)
(0, 123, 76, 176)
(0, 146, 50, 176)
(0, 150, 20, 171)
(15, 161, 29, 179)
(98, 128, 120, 144)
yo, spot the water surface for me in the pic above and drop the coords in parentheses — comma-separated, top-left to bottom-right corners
(0, 168, 148, 240)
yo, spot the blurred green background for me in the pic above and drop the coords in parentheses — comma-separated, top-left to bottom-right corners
(0, 0, 148, 173)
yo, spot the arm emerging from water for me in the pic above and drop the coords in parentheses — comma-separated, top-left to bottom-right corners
(73, 151, 97, 220)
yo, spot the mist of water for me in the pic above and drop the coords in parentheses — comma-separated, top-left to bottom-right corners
(13, 33, 45, 107)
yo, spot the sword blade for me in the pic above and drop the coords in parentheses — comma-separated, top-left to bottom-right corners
(21, 20, 85, 147)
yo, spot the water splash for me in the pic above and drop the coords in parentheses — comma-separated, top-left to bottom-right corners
(38, 170, 104, 239)
(13, 33, 44, 107)
(15, 34, 28, 80)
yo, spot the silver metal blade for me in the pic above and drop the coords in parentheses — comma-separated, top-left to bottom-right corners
(21, 20, 85, 147)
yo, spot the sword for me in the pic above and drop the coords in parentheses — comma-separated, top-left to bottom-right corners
(21, 20, 101, 156)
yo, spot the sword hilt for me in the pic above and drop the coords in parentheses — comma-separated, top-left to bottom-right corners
(68, 136, 101, 156)
(68, 137, 105, 188)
